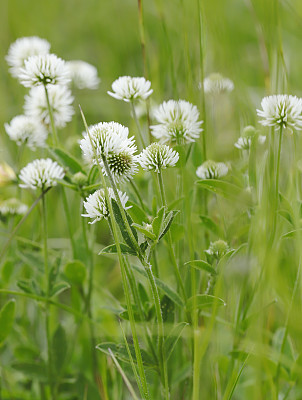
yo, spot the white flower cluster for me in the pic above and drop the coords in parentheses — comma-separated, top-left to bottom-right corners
(151, 100, 203, 144)
(80, 122, 138, 182)
(196, 160, 228, 180)
(108, 76, 153, 102)
(66, 60, 100, 90)
(19, 158, 65, 190)
(234, 126, 266, 151)
(4, 115, 48, 149)
(82, 188, 130, 224)
(6, 36, 51, 78)
(18, 54, 70, 88)
(0, 198, 28, 217)
(24, 84, 74, 129)
(138, 143, 179, 173)
(257, 94, 302, 131)
(203, 73, 234, 95)
(5, 37, 101, 144)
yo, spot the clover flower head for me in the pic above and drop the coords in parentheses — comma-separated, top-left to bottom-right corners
(6, 36, 51, 78)
(4, 115, 48, 149)
(196, 160, 228, 179)
(205, 240, 230, 263)
(108, 76, 153, 102)
(80, 122, 138, 182)
(257, 94, 302, 131)
(138, 142, 179, 173)
(66, 60, 100, 90)
(0, 198, 28, 217)
(203, 73, 234, 94)
(234, 125, 266, 150)
(151, 100, 203, 144)
(82, 188, 130, 224)
(19, 158, 65, 190)
(24, 84, 74, 129)
(18, 54, 70, 87)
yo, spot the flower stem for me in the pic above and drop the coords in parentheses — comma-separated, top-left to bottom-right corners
(157, 171, 186, 302)
(130, 100, 147, 148)
(44, 85, 58, 147)
(130, 180, 146, 211)
(41, 193, 56, 400)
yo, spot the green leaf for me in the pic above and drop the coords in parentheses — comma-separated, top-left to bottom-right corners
(17, 249, 44, 272)
(50, 282, 70, 297)
(52, 325, 67, 374)
(159, 210, 180, 240)
(0, 299, 15, 344)
(127, 201, 148, 224)
(164, 322, 188, 361)
(96, 342, 156, 369)
(49, 147, 85, 174)
(184, 260, 217, 275)
(131, 264, 184, 307)
(199, 215, 224, 237)
(186, 294, 226, 310)
(64, 260, 87, 285)
(100, 243, 137, 256)
(17, 279, 44, 296)
(196, 179, 252, 205)
(111, 199, 138, 251)
(132, 223, 156, 240)
(152, 206, 166, 238)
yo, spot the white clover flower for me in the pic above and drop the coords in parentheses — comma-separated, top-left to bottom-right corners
(151, 100, 203, 144)
(66, 60, 100, 90)
(203, 73, 234, 94)
(138, 143, 179, 173)
(18, 54, 70, 88)
(108, 76, 153, 102)
(257, 94, 302, 131)
(82, 188, 130, 224)
(205, 240, 230, 261)
(6, 36, 51, 78)
(196, 160, 228, 180)
(24, 84, 74, 129)
(234, 125, 266, 150)
(80, 122, 138, 182)
(4, 115, 48, 149)
(19, 158, 65, 190)
(0, 198, 28, 217)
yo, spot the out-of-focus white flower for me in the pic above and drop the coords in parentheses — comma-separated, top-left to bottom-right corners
(24, 84, 74, 129)
(19, 158, 65, 190)
(108, 76, 153, 102)
(203, 73, 234, 94)
(82, 188, 130, 224)
(257, 94, 302, 131)
(6, 36, 51, 78)
(151, 100, 203, 144)
(0, 198, 28, 217)
(0, 162, 16, 187)
(80, 122, 138, 182)
(66, 60, 100, 90)
(196, 160, 228, 179)
(234, 125, 266, 150)
(4, 115, 48, 149)
(18, 54, 70, 87)
(138, 143, 179, 173)
(205, 240, 230, 262)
